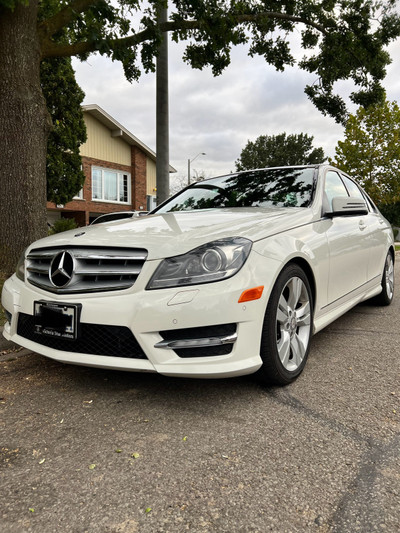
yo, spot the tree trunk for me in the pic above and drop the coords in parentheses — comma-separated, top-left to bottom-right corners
(0, 1, 51, 275)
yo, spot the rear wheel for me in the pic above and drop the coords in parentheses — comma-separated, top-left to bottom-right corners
(373, 252, 394, 306)
(257, 264, 313, 385)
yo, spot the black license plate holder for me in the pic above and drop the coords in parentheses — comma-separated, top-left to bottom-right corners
(34, 301, 81, 340)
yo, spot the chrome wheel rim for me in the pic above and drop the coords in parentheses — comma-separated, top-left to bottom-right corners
(276, 277, 311, 372)
(385, 254, 394, 300)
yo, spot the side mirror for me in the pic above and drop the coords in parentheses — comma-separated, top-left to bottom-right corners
(326, 196, 369, 217)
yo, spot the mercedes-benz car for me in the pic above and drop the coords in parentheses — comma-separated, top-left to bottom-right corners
(1, 165, 395, 385)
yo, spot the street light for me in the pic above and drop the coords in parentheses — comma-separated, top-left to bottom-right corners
(188, 152, 206, 185)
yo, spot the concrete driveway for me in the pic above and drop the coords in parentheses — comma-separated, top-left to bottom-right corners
(1, 256, 399, 532)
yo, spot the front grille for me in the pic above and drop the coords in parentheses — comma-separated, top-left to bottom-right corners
(17, 313, 147, 359)
(26, 246, 147, 294)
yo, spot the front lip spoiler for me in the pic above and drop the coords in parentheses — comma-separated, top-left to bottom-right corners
(154, 333, 237, 350)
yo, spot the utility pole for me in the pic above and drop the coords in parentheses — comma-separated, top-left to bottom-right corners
(156, 5, 170, 205)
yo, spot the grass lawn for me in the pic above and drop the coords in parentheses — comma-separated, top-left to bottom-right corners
(396, 244, 400, 252)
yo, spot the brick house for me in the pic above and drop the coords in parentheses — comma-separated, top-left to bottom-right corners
(46, 104, 176, 227)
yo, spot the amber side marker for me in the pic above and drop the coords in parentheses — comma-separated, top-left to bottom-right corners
(238, 286, 264, 303)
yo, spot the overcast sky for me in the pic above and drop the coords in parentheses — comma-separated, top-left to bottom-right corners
(72, 33, 400, 183)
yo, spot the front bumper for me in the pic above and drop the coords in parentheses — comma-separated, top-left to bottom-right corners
(1, 253, 279, 378)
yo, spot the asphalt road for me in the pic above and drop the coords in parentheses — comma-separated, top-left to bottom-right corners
(1, 257, 399, 533)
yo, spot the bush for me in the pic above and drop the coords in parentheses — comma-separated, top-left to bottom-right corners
(49, 218, 78, 235)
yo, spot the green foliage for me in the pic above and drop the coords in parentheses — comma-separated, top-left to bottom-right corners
(30, 0, 400, 124)
(236, 133, 326, 171)
(379, 202, 400, 228)
(331, 100, 400, 207)
(41, 56, 87, 205)
(49, 218, 78, 235)
(0, 0, 28, 10)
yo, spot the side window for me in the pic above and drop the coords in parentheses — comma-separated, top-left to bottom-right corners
(342, 174, 378, 213)
(324, 171, 348, 211)
(341, 175, 364, 200)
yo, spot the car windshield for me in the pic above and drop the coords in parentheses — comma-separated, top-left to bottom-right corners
(156, 167, 316, 213)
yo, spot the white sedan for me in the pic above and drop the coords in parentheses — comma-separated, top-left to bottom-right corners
(1, 165, 395, 385)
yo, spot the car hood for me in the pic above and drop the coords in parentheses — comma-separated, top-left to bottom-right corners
(34, 208, 313, 260)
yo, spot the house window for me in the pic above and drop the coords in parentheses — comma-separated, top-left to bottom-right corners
(92, 167, 131, 204)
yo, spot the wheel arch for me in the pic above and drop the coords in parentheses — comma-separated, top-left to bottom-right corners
(283, 257, 317, 309)
(389, 245, 395, 263)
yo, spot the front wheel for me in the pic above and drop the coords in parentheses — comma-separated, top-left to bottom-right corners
(373, 251, 394, 306)
(257, 264, 313, 386)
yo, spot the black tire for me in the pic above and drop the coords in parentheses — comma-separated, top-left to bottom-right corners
(372, 251, 394, 306)
(257, 264, 313, 386)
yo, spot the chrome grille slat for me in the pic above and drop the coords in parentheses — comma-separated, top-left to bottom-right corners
(72, 252, 147, 261)
(27, 265, 49, 274)
(74, 266, 142, 276)
(26, 246, 147, 294)
(28, 251, 57, 259)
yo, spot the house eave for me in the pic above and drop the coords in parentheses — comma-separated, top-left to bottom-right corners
(82, 104, 177, 173)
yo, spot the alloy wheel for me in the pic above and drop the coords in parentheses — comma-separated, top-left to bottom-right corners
(276, 276, 312, 372)
(385, 253, 394, 301)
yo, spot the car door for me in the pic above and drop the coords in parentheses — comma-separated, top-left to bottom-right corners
(323, 170, 370, 304)
(340, 174, 386, 284)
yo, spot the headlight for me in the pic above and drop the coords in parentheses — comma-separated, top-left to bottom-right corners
(15, 248, 27, 282)
(147, 237, 252, 290)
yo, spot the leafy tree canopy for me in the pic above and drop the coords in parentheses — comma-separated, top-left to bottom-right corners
(331, 99, 400, 207)
(236, 133, 326, 171)
(38, 0, 87, 205)
(2, 0, 400, 124)
(41, 56, 87, 205)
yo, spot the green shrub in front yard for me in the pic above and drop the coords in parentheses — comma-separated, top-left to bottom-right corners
(49, 218, 78, 235)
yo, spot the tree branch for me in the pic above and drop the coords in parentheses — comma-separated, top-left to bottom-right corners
(38, 0, 104, 41)
(40, 11, 328, 59)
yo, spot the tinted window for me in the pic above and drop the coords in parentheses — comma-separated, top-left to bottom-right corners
(156, 168, 316, 213)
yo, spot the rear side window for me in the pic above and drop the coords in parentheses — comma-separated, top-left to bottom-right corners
(341, 175, 379, 213)
(341, 175, 364, 200)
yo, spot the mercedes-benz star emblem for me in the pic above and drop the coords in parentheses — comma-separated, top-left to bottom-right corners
(50, 251, 74, 288)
